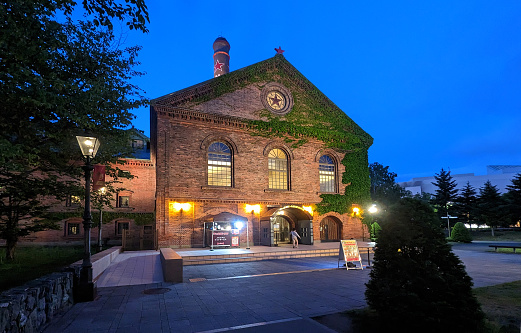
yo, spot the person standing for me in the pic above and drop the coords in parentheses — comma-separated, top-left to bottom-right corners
(290, 228, 301, 248)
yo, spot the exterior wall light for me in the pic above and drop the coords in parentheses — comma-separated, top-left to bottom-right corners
(302, 206, 313, 216)
(170, 202, 191, 212)
(245, 204, 261, 214)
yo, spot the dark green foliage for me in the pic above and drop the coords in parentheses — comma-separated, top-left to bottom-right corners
(0, 0, 148, 261)
(365, 198, 485, 333)
(477, 181, 506, 236)
(505, 173, 521, 226)
(455, 182, 478, 227)
(432, 168, 459, 222)
(370, 222, 381, 241)
(369, 162, 408, 209)
(450, 222, 472, 243)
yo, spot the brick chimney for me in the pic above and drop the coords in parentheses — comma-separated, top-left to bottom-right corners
(213, 37, 230, 77)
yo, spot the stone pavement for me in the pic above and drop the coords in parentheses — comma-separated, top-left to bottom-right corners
(43, 242, 521, 333)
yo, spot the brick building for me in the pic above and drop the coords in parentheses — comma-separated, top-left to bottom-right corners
(150, 38, 373, 248)
(21, 131, 156, 247)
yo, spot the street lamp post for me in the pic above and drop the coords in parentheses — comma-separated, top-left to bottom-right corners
(76, 135, 100, 302)
(97, 187, 105, 252)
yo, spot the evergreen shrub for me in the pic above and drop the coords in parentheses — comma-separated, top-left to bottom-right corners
(450, 222, 472, 243)
(365, 198, 485, 333)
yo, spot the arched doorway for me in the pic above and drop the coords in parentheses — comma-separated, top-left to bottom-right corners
(259, 206, 314, 246)
(320, 217, 341, 242)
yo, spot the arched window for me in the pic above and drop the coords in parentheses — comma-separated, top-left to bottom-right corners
(268, 148, 288, 190)
(208, 142, 232, 187)
(319, 155, 335, 193)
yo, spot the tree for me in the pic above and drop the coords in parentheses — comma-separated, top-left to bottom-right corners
(504, 173, 521, 227)
(369, 162, 407, 208)
(0, 1, 148, 261)
(432, 168, 458, 229)
(476, 181, 504, 237)
(450, 222, 472, 243)
(455, 182, 478, 229)
(365, 198, 485, 332)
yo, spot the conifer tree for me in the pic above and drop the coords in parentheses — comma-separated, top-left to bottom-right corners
(432, 168, 458, 230)
(455, 182, 478, 229)
(505, 173, 521, 226)
(365, 198, 485, 333)
(476, 181, 504, 236)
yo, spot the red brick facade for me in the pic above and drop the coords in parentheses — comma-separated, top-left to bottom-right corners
(151, 55, 371, 248)
(21, 159, 156, 245)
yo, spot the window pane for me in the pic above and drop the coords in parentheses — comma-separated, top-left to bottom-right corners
(117, 222, 129, 235)
(68, 223, 80, 236)
(119, 196, 130, 207)
(208, 142, 232, 187)
(319, 155, 336, 192)
(268, 149, 288, 190)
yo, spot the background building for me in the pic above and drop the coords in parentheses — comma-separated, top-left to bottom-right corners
(398, 165, 521, 195)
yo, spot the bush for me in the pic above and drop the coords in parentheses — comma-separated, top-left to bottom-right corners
(370, 222, 382, 241)
(451, 222, 473, 242)
(365, 198, 485, 333)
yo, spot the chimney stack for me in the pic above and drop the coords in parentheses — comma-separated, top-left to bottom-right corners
(213, 37, 230, 77)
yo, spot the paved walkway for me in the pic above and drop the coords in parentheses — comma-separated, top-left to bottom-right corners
(43, 242, 521, 333)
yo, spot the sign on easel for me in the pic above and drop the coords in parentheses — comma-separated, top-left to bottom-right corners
(338, 240, 363, 270)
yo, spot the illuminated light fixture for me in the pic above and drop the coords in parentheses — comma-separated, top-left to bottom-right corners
(245, 204, 261, 214)
(235, 221, 244, 230)
(352, 207, 360, 215)
(76, 136, 101, 159)
(302, 206, 313, 216)
(368, 204, 377, 214)
(170, 202, 191, 212)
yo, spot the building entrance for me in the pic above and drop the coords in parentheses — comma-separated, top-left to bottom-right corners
(259, 206, 314, 246)
(273, 216, 290, 244)
(320, 217, 341, 242)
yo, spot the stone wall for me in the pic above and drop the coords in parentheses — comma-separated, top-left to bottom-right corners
(0, 271, 74, 333)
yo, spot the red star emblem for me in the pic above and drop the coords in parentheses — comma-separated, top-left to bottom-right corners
(274, 46, 285, 54)
(214, 60, 224, 71)
(270, 94, 282, 107)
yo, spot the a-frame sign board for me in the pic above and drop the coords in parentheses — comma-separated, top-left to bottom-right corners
(338, 240, 363, 270)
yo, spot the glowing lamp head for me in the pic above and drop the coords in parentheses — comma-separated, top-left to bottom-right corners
(171, 202, 191, 212)
(235, 222, 244, 230)
(245, 204, 261, 214)
(302, 206, 313, 216)
(368, 205, 377, 214)
(352, 207, 360, 215)
(76, 136, 100, 159)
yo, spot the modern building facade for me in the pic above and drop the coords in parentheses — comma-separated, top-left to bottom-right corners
(398, 165, 521, 195)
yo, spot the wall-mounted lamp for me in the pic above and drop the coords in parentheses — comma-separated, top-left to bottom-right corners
(302, 206, 313, 216)
(170, 202, 191, 212)
(245, 204, 261, 214)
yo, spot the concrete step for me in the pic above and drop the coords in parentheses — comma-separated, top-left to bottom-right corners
(182, 248, 339, 266)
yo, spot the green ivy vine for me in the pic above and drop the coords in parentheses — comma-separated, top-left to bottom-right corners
(189, 55, 373, 215)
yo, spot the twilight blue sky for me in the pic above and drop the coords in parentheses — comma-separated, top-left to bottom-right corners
(121, 1, 521, 182)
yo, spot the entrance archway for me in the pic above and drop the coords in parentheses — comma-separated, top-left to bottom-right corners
(259, 206, 314, 246)
(320, 216, 341, 242)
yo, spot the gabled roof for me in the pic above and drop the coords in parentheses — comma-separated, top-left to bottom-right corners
(151, 55, 372, 149)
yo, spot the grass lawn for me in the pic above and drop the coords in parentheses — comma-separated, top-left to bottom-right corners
(0, 245, 102, 292)
(470, 230, 521, 242)
(474, 280, 521, 332)
(313, 281, 521, 333)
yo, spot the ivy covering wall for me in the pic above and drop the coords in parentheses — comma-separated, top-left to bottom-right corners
(189, 55, 373, 214)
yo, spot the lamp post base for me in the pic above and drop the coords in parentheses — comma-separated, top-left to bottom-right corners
(75, 280, 97, 302)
